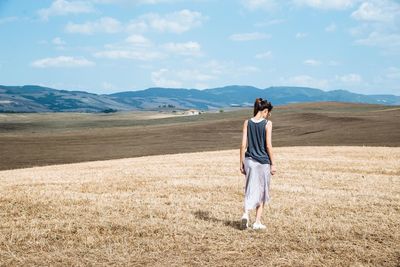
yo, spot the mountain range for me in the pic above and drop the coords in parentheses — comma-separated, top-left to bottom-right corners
(0, 85, 399, 112)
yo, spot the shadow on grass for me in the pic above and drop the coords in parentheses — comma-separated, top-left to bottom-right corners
(193, 210, 242, 230)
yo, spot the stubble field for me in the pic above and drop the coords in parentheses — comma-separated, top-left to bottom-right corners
(1, 146, 399, 266)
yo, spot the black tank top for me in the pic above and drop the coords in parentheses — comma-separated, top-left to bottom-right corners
(245, 118, 271, 164)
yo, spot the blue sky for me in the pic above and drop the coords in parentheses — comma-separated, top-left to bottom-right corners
(0, 0, 399, 95)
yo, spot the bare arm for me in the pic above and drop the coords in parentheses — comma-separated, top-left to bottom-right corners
(240, 120, 248, 175)
(266, 120, 274, 164)
(266, 120, 276, 175)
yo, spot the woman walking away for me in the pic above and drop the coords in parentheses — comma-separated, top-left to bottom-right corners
(240, 98, 276, 230)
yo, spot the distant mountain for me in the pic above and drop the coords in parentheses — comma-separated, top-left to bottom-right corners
(0, 85, 132, 112)
(1, 84, 399, 113)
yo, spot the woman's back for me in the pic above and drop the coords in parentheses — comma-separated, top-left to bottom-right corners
(245, 118, 271, 164)
(239, 98, 275, 230)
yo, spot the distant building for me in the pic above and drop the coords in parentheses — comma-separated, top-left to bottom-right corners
(184, 109, 200, 115)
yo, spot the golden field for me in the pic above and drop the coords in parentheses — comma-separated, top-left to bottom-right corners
(0, 146, 399, 266)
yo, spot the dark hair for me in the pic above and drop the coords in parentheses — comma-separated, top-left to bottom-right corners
(253, 98, 273, 116)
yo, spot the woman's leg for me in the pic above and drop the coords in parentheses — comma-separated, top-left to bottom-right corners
(255, 163, 270, 223)
(243, 157, 251, 215)
(255, 203, 263, 223)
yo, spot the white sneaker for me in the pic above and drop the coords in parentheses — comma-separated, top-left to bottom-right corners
(252, 222, 266, 230)
(240, 214, 249, 230)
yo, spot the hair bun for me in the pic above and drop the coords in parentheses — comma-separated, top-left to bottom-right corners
(253, 97, 273, 116)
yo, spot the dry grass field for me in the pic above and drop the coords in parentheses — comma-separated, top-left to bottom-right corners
(1, 102, 400, 171)
(1, 146, 399, 266)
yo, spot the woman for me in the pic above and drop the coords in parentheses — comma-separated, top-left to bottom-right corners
(240, 98, 276, 230)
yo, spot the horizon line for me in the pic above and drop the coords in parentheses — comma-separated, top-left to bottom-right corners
(0, 84, 399, 97)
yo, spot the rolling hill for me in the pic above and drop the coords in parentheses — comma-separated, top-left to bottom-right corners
(1, 102, 399, 170)
(1, 84, 399, 112)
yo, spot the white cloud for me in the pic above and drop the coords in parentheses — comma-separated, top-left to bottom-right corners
(350, 1, 400, 53)
(351, 0, 400, 23)
(241, 0, 279, 11)
(137, 0, 178, 3)
(255, 19, 285, 27)
(230, 32, 270, 41)
(163, 41, 202, 56)
(138, 9, 206, 34)
(255, 51, 272, 59)
(336, 73, 363, 83)
(126, 21, 148, 32)
(355, 31, 400, 48)
(148, 59, 272, 89)
(348, 23, 368, 37)
(205, 59, 257, 77)
(96, 36, 203, 61)
(31, 56, 95, 68)
(95, 33, 166, 61)
(52, 37, 66, 46)
(151, 67, 215, 88)
(63, 9, 205, 35)
(325, 23, 337, 32)
(295, 32, 308, 39)
(94, 50, 163, 61)
(243, 0, 360, 11)
(293, 0, 359, 10)
(285, 75, 329, 89)
(66, 17, 122, 34)
(203, 60, 227, 75)
(125, 34, 152, 46)
(91, 0, 179, 4)
(304, 59, 321, 66)
(38, 0, 95, 20)
(151, 68, 182, 87)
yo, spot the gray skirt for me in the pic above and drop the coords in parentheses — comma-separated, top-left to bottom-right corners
(243, 157, 271, 210)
